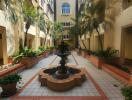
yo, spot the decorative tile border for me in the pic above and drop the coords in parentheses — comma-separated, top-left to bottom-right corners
(10, 67, 108, 100)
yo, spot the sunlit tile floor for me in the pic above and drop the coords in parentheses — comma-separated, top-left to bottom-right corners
(0, 52, 125, 100)
(19, 76, 99, 96)
(74, 53, 125, 100)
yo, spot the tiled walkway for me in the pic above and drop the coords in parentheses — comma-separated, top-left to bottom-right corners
(0, 52, 125, 100)
(74, 53, 125, 100)
(19, 76, 100, 96)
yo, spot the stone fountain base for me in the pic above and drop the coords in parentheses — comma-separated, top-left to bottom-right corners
(39, 66, 86, 91)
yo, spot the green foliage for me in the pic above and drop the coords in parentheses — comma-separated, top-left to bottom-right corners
(38, 13, 46, 32)
(13, 53, 24, 64)
(0, 74, 22, 85)
(19, 47, 37, 57)
(73, 0, 106, 50)
(52, 22, 63, 40)
(121, 86, 132, 100)
(97, 47, 118, 60)
(35, 46, 46, 56)
(119, 66, 130, 73)
(22, 0, 37, 25)
(89, 51, 98, 56)
(38, 46, 46, 52)
(45, 21, 53, 34)
(0, 0, 21, 24)
(53, 22, 63, 33)
(13, 47, 37, 64)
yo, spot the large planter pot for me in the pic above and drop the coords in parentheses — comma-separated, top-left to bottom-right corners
(0, 83, 17, 97)
(20, 57, 38, 69)
(77, 49, 81, 55)
(44, 51, 49, 57)
(89, 55, 103, 69)
(8, 57, 13, 64)
(86, 54, 91, 59)
(0, 64, 25, 78)
(37, 55, 43, 60)
(81, 50, 85, 57)
(102, 63, 132, 85)
(83, 51, 88, 58)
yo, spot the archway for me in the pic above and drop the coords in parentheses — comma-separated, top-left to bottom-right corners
(0, 26, 8, 65)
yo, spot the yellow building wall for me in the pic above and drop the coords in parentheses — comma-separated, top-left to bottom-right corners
(103, 6, 132, 59)
(56, 0, 76, 23)
(104, 31, 114, 49)
(0, 10, 15, 56)
(125, 32, 132, 59)
(112, 6, 132, 54)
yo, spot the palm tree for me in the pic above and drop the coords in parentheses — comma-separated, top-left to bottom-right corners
(79, 0, 106, 51)
(22, 0, 38, 47)
(43, 20, 53, 47)
(38, 13, 46, 33)
(0, 0, 23, 24)
(52, 22, 63, 45)
(70, 18, 88, 50)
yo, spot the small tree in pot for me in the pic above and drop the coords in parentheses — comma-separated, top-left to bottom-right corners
(0, 74, 22, 97)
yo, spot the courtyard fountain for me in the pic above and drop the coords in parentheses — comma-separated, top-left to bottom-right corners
(39, 41, 86, 91)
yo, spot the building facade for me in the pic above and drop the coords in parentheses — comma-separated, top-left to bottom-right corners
(54, 0, 77, 46)
(0, 0, 54, 65)
(79, 0, 132, 65)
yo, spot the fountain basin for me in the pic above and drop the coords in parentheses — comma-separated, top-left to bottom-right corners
(39, 67, 86, 91)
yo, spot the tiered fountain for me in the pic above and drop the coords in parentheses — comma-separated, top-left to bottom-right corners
(39, 41, 86, 91)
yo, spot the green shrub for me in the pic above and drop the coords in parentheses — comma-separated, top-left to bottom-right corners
(38, 46, 46, 52)
(0, 74, 22, 85)
(13, 53, 24, 64)
(97, 47, 118, 61)
(90, 51, 98, 56)
(120, 66, 130, 73)
(19, 47, 37, 57)
(121, 86, 132, 100)
(49, 46, 54, 51)
(13, 47, 37, 64)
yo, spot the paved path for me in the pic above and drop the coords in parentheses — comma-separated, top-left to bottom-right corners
(0, 52, 125, 100)
(73, 52, 124, 100)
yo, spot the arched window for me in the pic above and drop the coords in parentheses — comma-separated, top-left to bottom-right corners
(62, 3, 70, 15)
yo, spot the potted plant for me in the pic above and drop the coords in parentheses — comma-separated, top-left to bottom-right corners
(13, 47, 38, 68)
(95, 47, 118, 69)
(97, 47, 118, 64)
(0, 74, 22, 97)
(121, 86, 132, 100)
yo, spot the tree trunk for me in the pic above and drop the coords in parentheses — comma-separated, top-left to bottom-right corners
(95, 28, 103, 51)
(88, 38, 91, 55)
(75, 32, 78, 48)
(61, 32, 63, 41)
(53, 38, 57, 46)
(79, 35, 87, 50)
(75, 0, 79, 48)
(24, 29, 28, 47)
(43, 34, 48, 47)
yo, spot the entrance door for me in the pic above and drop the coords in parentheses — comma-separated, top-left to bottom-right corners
(0, 34, 3, 65)
(0, 26, 8, 65)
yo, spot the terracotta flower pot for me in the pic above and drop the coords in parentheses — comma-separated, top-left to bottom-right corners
(89, 55, 103, 69)
(8, 57, 13, 64)
(1, 83, 17, 97)
(20, 57, 38, 69)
